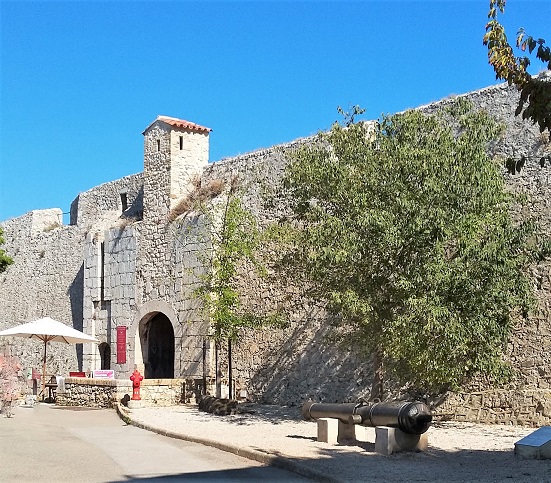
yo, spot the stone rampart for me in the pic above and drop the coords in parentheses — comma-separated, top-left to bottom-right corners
(3, 83, 551, 422)
(188, 84, 551, 416)
(0, 220, 86, 375)
(0, 173, 145, 376)
(70, 173, 143, 227)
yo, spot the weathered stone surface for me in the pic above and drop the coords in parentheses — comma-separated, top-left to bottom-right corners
(55, 377, 186, 408)
(2, 86, 551, 421)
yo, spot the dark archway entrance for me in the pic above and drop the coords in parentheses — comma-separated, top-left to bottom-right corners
(143, 313, 174, 379)
(99, 342, 111, 370)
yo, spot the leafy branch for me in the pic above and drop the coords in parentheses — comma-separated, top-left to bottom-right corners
(483, 0, 551, 133)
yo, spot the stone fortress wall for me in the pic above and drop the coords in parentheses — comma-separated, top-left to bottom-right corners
(2, 84, 551, 425)
(0, 209, 86, 376)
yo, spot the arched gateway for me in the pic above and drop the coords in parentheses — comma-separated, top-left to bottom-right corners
(141, 313, 174, 378)
(132, 301, 177, 379)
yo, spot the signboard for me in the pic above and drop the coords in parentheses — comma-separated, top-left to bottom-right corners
(92, 370, 115, 379)
(116, 326, 127, 364)
(516, 427, 551, 448)
(515, 427, 551, 459)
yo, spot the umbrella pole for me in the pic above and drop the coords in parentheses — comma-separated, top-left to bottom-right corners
(42, 341, 47, 401)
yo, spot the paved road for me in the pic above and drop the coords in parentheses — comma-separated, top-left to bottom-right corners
(0, 404, 312, 482)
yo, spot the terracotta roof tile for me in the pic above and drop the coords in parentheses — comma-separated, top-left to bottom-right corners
(156, 116, 212, 133)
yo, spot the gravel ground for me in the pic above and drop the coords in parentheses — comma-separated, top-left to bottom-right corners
(119, 403, 551, 482)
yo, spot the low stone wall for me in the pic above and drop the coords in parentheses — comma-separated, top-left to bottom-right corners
(435, 389, 551, 427)
(56, 377, 186, 408)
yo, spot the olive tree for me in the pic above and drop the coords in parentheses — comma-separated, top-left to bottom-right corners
(274, 100, 540, 399)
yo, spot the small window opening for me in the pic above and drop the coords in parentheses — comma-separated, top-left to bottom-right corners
(100, 242, 105, 302)
(120, 193, 128, 213)
(179, 136, 183, 150)
(157, 139, 161, 151)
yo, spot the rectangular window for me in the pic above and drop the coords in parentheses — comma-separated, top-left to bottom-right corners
(157, 139, 161, 151)
(100, 242, 105, 302)
(179, 136, 183, 150)
(120, 193, 128, 212)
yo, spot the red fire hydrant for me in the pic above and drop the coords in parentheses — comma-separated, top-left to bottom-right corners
(130, 369, 143, 401)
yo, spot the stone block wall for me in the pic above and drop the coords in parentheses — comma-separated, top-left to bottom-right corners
(0, 172, 147, 377)
(188, 83, 551, 412)
(4, 83, 551, 421)
(82, 224, 140, 375)
(56, 377, 119, 408)
(55, 377, 186, 408)
(70, 173, 143, 227)
(0, 216, 87, 375)
(435, 389, 551, 427)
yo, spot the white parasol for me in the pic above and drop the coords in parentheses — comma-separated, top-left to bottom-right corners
(0, 317, 99, 397)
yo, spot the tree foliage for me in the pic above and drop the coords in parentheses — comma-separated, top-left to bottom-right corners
(186, 178, 284, 398)
(0, 228, 13, 273)
(483, 0, 551, 133)
(276, 100, 539, 397)
(193, 185, 271, 343)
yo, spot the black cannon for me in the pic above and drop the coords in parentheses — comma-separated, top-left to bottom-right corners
(302, 400, 432, 434)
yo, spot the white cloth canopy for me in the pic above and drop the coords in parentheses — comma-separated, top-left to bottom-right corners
(0, 317, 99, 398)
(0, 317, 99, 344)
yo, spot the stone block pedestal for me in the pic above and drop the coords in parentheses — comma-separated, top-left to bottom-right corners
(317, 418, 339, 444)
(515, 426, 551, 459)
(315, 418, 429, 455)
(337, 420, 371, 442)
(374, 426, 429, 456)
(127, 399, 144, 409)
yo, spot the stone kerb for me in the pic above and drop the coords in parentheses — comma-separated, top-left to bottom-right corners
(56, 377, 186, 408)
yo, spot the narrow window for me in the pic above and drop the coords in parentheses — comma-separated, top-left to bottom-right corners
(179, 135, 183, 150)
(120, 193, 128, 212)
(157, 139, 161, 151)
(100, 242, 105, 302)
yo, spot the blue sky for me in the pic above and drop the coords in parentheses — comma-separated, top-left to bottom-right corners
(1, 1, 549, 222)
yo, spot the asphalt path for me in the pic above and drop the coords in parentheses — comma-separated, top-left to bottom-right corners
(0, 403, 313, 482)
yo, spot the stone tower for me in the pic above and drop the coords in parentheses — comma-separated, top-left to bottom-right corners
(135, 116, 212, 380)
(142, 116, 211, 221)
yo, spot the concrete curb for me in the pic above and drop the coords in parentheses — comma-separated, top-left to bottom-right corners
(115, 403, 342, 483)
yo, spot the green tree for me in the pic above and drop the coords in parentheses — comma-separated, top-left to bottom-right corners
(187, 179, 281, 398)
(483, 0, 551, 133)
(0, 228, 13, 273)
(275, 100, 538, 399)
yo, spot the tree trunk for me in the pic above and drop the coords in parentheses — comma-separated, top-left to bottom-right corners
(370, 350, 384, 401)
(202, 339, 207, 396)
(215, 342, 221, 398)
(228, 339, 233, 400)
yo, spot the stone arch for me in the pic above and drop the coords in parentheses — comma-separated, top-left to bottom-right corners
(130, 300, 178, 379)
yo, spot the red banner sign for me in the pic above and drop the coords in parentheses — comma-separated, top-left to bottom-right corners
(116, 326, 127, 364)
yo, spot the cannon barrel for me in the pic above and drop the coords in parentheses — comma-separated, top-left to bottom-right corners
(302, 400, 432, 434)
